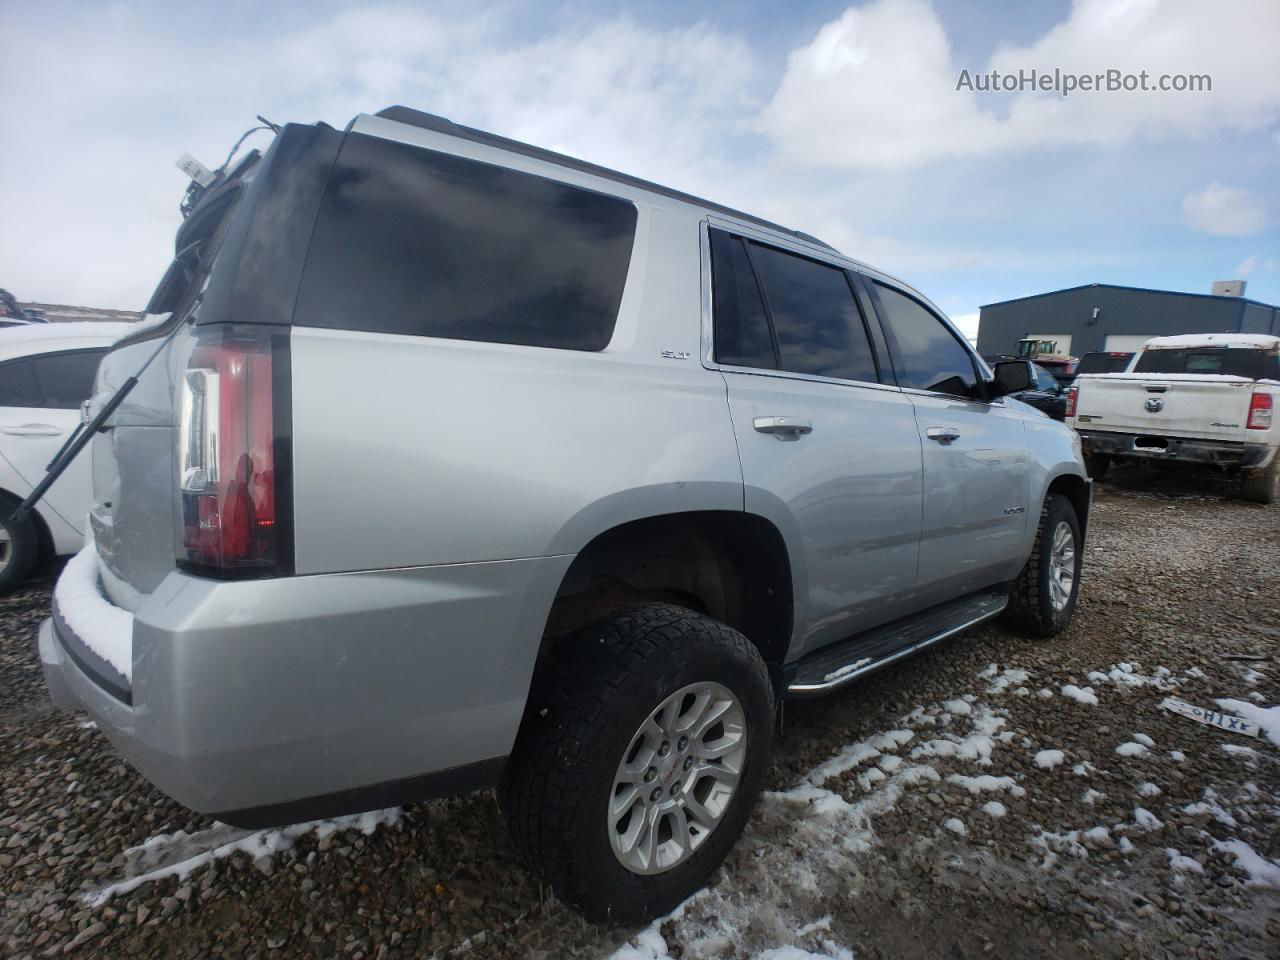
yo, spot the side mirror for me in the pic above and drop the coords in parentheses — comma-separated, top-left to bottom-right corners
(991, 360, 1034, 397)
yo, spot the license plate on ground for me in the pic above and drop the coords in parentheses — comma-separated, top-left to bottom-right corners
(1160, 697, 1259, 737)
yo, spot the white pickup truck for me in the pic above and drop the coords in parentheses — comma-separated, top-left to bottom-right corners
(1066, 333, 1279, 503)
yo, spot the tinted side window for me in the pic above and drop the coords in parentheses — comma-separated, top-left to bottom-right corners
(32, 350, 106, 408)
(873, 283, 978, 397)
(748, 244, 878, 383)
(295, 134, 638, 351)
(0, 358, 42, 407)
(709, 229, 775, 368)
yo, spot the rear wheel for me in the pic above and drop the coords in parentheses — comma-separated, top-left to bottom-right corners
(0, 501, 39, 596)
(499, 603, 774, 923)
(1003, 493, 1082, 637)
(1083, 454, 1110, 480)
(1239, 458, 1279, 505)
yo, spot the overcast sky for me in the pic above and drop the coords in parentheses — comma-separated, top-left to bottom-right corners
(2, 0, 1277, 338)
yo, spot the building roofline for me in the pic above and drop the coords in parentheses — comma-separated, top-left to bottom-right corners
(979, 282, 1278, 312)
(373, 105, 836, 253)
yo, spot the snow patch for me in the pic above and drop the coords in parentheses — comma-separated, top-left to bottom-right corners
(1214, 839, 1280, 887)
(1137, 782, 1162, 798)
(1213, 698, 1280, 748)
(1060, 684, 1098, 705)
(823, 658, 871, 683)
(85, 808, 402, 907)
(1170, 750, 1186, 762)
(981, 801, 1007, 818)
(1115, 741, 1149, 758)
(947, 773, 1024, 797)
(54, 535, 134, 683)
(1221, 744, 1257, 759)
(1165, 849, 1204, 874)
(982, 666, 1030, 694)
(1133, 807, 1163, 831)
(1034, 749, 1065, 770)
(1082, 789, 1106, 805)
(1132, 732, 1155, 748)
(942, 818, 967, 836)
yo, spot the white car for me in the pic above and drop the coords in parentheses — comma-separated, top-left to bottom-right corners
(0, 322, 134, 593)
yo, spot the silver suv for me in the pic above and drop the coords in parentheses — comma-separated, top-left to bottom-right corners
(39, 106, 1090, 923)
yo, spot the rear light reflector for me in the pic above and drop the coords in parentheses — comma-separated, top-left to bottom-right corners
(177, 326, 291, 577)
(1247, 391, 1273, 430)
(1065, 385, 1078, 419)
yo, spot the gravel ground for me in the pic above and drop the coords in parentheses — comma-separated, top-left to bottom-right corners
(2, 463, 1278, 960)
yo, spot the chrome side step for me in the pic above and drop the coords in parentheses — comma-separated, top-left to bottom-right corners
(786, 589, 1008, 697)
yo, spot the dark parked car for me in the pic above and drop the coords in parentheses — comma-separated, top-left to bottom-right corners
(1010, 362, 1068, 420)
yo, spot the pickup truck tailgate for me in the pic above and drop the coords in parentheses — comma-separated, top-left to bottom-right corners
(1073, 373, 1257, 441)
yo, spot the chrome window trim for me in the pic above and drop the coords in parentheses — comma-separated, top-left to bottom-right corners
(697, 218, 903, 395)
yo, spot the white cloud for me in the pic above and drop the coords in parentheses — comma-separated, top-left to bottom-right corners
(759, 0, 1280, 169)
(1236, 255, 1259, 276)
(1183, 183, 1268, 237)
(0, 8, 757, 308)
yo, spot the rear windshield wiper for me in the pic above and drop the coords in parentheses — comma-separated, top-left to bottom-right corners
(11, 321, 188, 525)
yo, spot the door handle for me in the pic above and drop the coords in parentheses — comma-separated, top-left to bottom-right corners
(926, 427, 960, 444)
(753, 416, 813, 438)
(2, 424, 63, 437)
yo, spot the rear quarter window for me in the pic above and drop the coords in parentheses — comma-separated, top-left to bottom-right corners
(294, 134, 638, 351)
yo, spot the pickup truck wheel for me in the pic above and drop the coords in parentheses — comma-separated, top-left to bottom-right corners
(1083, 454, 1110, 480)
(1239, 458, 1278, 505)
(1003, 493, 1082, 638)
(499, 602, 774, 924)
(0, 503, 39, 596)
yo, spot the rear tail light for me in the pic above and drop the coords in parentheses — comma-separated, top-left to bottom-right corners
(1247, 391, 1273, 430)
(1065, 385, 1079, 419)
(177, 325, 291, 577)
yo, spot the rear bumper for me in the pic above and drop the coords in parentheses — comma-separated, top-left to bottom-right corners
(39, 553, 572, 826)
(1077, 430, 1274, 469)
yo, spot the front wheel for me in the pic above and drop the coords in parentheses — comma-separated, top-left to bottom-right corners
(499, 603, 775, 923)
(1003, 493, 1082, 637)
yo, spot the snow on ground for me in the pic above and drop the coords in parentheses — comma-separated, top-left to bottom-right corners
(1214, 698, 1280, 747)
(1034, 749, 1064, 769)
(1060, 684, 1098, 705)
(1213, 840, 1280, 887)
(1115, 741, 1148, 758)
(978, 664, 1029, 694)
(85, 808, 402, 907)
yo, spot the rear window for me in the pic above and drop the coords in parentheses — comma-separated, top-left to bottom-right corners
(1134, 348, 1279, 379)
(295, 134, 637, 351)
(1075, 353, 1133, 375)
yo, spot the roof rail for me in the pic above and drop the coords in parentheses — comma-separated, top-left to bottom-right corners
(373, 105, 837, 253)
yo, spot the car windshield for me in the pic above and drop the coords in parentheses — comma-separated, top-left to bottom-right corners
(1134, 347, 1279, 379)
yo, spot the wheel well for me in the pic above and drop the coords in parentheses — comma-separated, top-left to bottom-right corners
(0, 488, 55, 564)
(1047, 473, 1090, 538)
(541, 511, 793, 668)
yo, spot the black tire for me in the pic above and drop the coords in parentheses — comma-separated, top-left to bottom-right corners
(1239, 458, 1278, 505)
(1084, 454, 1110, 480)
(0, 499, 39, 596)
(499, 603, 775, 924)
(1003, 493, 1082, 638)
